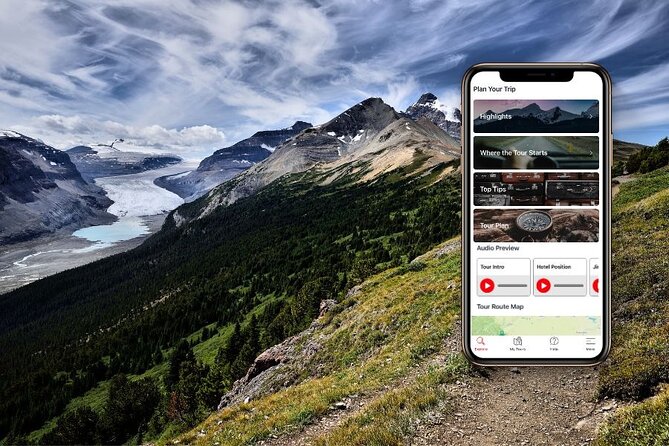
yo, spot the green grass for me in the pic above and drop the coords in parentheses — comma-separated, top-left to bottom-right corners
(597, 386, 669, 446)
(595, 165, 669, 443)
(312, 354, 470, 446)
(598, 166, 669, 400)
(171, 240, 465, 445)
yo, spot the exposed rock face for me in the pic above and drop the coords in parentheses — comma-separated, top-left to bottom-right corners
(0, 131, 114, 244)
(67, 145, 181, 182)
(405, 92, 461, 140)
(217, 300, 336, 410)
(155, 121, 312, 201)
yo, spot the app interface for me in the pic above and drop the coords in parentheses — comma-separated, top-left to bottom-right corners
(468, 71, 604, 359)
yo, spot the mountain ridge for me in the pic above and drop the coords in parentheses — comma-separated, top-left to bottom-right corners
(180, 97, 459, 222)
(155, 121, 312, 200)
(66, 145, 182, 182)
(0, 131, 114, 244)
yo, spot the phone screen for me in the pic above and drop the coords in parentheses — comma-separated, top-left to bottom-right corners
(464, 68, 608, 362)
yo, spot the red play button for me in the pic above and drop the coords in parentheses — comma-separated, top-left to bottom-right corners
(593, 278, 599, 293)
(480, 278, 495, 294)
(536, 278, 551, 294)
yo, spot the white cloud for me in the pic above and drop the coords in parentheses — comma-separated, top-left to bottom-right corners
(13, 115, 226, 161)
(546, 0, 667, 61)
(0, 0, 668, 155)
(384, 77, 420, 111)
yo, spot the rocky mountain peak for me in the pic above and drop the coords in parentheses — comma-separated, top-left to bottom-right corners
(321, 97, 400, 137)
(521, 103, 542, 113)
(416, 92, 438, 105)
(290, 121, 312, 131)
(405, 93, 461, 139)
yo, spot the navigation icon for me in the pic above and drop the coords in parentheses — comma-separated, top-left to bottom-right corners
(480, 278, 495, 294)
(549, 336, 559, 346)
(536, 278, 551, 294)
(513, 336, 523, 346)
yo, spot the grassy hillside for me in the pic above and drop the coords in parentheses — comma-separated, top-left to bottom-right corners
(0, 156, 461, 443)
(613, 139, 648, 162)
(172, 159, 669, 446)
(596, 165, 669, 443)
(173, 240, 470, 446)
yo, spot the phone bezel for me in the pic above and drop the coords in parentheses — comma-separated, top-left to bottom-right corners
(461, 62, 612, 366)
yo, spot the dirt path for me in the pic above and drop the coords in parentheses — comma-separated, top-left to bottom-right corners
(412, 365, 620, 446)
(258, 327, 620, 446)
(255, 237, 619, 446)
(612, 174, 635, 198)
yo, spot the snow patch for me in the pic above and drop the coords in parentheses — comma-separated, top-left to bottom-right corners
(49, 161, 57, 166)
(327, 131, 337, 137)
(169, 171, 191, 180)
(260, 143, 276, 152)
(0, 130, 23, 138)
(95, 166, 184, 217)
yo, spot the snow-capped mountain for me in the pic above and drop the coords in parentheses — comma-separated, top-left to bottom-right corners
(180, 97, 460, 221)
(502, 103, 579, 123)
(155, 121, 312, 200)
(473, 102, 598, 132)
(582, 102, 599, 118)
(67, 145, 182, 182)
(405, 93, 461, 139)
(0, 131, 114, 244)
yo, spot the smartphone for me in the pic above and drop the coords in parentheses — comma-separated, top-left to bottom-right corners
(461, 63, 611, 365)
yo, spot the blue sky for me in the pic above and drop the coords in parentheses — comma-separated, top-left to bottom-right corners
(0, 0, 668, 160)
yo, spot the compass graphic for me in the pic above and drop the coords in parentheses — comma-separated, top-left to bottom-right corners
(515, 210, 553, 239)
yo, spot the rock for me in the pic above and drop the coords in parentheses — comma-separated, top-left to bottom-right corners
(346, 284, 364, 299)
(510, 367, 521, 374)
(333, 401, 348, 410)
(218, 312, 324, 410)
(405, 92, 461, 140)
(319, 299, 337, 318)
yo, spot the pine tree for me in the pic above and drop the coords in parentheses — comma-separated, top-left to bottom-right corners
(166, 340, 195, 389)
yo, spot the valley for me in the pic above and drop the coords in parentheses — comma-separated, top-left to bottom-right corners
(1, 92, 664, 446)
(0, 163, 190, 294)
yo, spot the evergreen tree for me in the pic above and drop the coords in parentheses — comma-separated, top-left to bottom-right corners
(166, 339, 195, 389)
(41, 407, 100, 445)
(101, 374, 160, 444)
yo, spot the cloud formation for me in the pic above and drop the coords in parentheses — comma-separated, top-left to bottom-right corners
(0, 0, 668, 154)
(13, 114, 226, 160)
